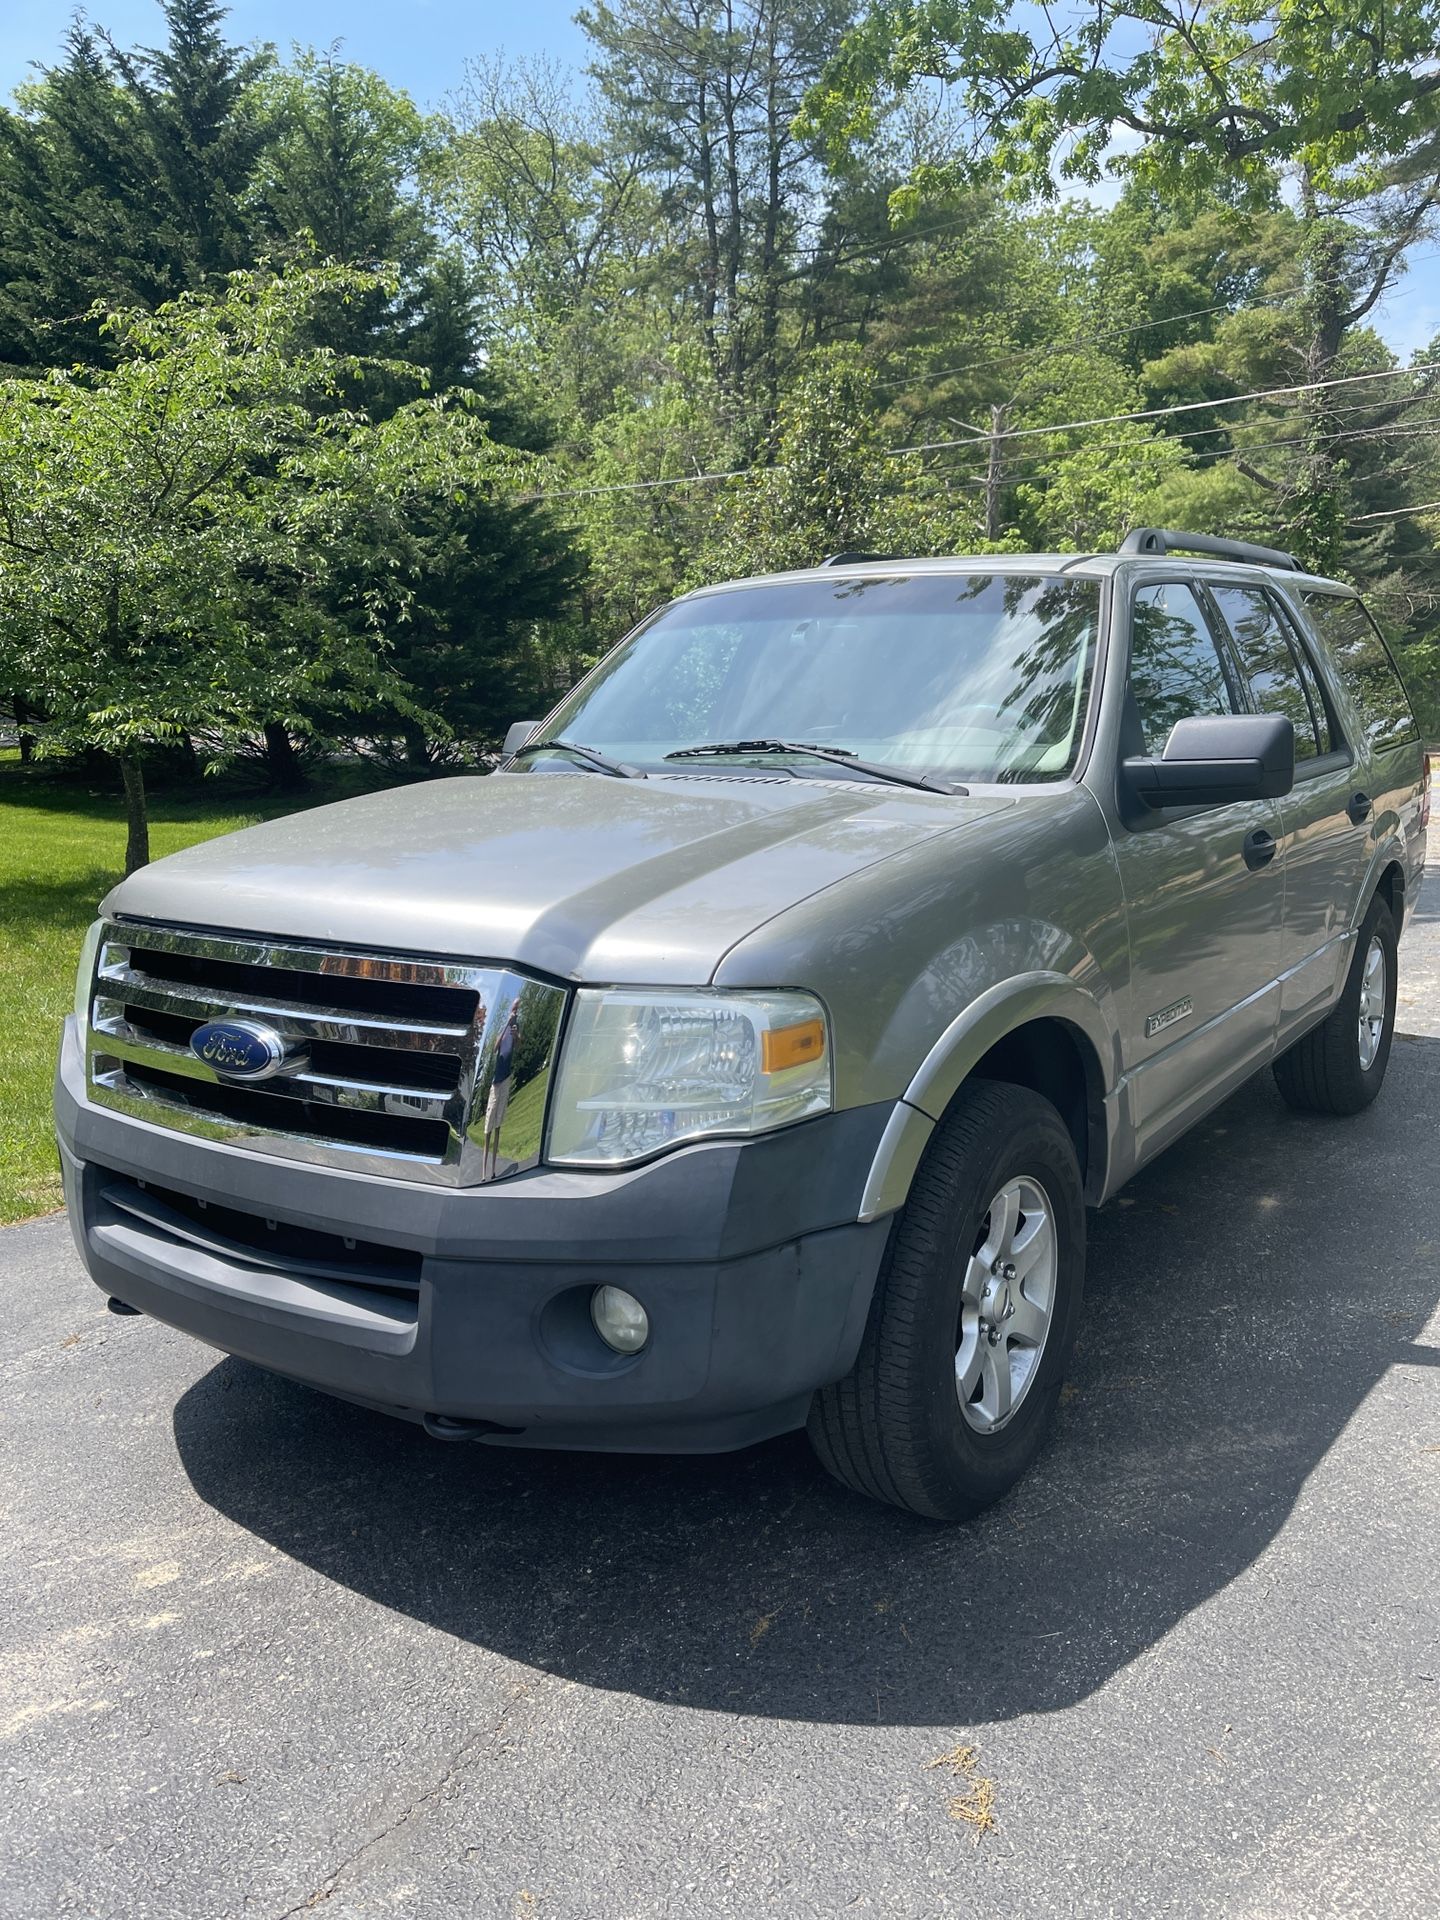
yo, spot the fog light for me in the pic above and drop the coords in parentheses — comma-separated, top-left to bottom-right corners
(591, 1285, 649, 1354)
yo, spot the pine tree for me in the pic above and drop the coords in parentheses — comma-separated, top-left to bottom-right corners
(0, 2, 268, 369)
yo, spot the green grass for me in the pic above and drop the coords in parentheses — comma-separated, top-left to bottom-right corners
(501, 1071, 548, 1167)
(0, 753, 387, 1224)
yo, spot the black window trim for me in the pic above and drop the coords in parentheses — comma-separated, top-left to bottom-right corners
(1261, 586, 1354, 782)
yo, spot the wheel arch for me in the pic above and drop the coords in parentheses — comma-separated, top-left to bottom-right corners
(1372, 856, 1405, 926)
(858, 974, 1119, 1219)
(1350, 824, 1408, 938)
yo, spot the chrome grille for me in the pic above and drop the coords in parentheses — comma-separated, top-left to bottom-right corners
(84, 921, 567, 1186)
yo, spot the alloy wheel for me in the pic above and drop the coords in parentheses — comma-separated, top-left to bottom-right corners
(955, 1175, 1058, 1433)
(1358, 934, 1387, 1071)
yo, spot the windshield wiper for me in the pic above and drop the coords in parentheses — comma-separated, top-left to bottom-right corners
(510, 738, 645, 779)
(665, 738, 965, 795)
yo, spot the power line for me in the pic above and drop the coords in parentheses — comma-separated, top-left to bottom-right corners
(887, 362, 1439, 457)
(924, 413, 1440, 493)
(872, 287, 1304, 392)
(869, 245, 1440, 393)
(525, 359, 1437, 504)
(1350, 500, 1440, 523)
(530, 464, 749, 503)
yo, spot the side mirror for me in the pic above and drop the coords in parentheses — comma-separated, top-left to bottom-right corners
(502, 720, 540, 759)
(1123, 714, 1295, 812)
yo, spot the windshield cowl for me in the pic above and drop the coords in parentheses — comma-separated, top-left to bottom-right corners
(662, 737, 967, 795)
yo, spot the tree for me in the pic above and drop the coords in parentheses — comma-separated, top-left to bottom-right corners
(580, 0, 857, 422)
(430, 50, 698, 485)
(806, 0, 1440, 573)
(327, 402, 586, 764)
(248, 46, 483, 394)
(702, 344, 982, 576)
(0, 0, 269, 369)
(105, 0, 268, 286)
(0, 269, 556, 870)
(0, 28, 147, 370)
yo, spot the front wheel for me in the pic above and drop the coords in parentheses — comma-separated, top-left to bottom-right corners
(1273, 893, 1398, 1116)
(809, 1081, 1086, 1521)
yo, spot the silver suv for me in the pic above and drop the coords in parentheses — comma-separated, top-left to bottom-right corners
(57, 530, 1430, 1518)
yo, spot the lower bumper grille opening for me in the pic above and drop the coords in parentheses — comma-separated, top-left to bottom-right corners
(98, 1172, 424, 1297)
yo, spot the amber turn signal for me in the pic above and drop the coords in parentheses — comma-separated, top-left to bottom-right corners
(761, 1016, 827, 1074)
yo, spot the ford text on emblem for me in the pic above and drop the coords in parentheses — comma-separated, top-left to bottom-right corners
(191, 1018, 292, 1080)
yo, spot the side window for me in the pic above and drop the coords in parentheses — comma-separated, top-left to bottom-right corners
(1128, 582, 1237, 754)
(1208, 584, 1323, 761)
(1300, 592, 1419, 750)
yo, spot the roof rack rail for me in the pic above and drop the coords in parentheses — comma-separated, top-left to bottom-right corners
(820, 551, 897, 566)
(1119, 528, 1300, 572)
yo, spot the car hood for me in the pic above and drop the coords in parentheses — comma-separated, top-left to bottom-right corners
(106, 770, 1014, 983)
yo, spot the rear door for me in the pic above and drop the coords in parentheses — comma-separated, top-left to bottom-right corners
(1109, 576, 1286, 1159)
(1294, 588, 1429, 919)
(1205, 579, 1369, 1035)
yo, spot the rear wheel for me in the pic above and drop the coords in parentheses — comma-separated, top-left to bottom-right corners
(1273, 893, 1398, 1116)
(809, 1081, 1085, 1521)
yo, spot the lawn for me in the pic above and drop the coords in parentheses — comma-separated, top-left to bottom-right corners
(0, 754, 385, 1223)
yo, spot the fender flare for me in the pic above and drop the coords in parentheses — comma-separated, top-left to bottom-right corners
(1350, 825, 1408, 935)
(858, 971, 1120, 1221)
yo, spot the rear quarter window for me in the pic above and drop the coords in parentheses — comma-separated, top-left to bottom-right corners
(1300, 592, 1419, 751)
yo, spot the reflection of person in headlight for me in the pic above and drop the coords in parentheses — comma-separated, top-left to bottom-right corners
(482, 1006, 523, 1179)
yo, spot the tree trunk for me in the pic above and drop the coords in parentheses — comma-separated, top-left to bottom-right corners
(263, 721, 306, 792)
(718, 6, 744, 387)
(695, 82, 722, 380)
(1295, 168, 1350, 574)
(119, 754, 150, 875)
(13, 691, 34, 764)
(759, 9, 783, 426)
(403, 723, 432, 771)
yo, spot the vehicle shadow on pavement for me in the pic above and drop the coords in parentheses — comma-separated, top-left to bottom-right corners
(173, 1034, 1440, 1729)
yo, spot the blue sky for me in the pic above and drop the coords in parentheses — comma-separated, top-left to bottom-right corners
(4, 1, 1438, 360)
(2, 1, 592, 106)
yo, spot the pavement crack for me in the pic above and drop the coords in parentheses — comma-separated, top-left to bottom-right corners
(269, 1689, 531, 1917)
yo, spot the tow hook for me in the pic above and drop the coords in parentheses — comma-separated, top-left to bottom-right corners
(420, 1411, 523, 1443)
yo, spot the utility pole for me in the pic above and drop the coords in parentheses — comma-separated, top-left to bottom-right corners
(984, 403, 1008, 542)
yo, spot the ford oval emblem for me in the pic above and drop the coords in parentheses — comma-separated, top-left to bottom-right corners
(191, 1018, 290, 1080)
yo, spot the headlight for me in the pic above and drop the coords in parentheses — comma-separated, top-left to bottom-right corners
(73, 919, 104, 1033)
(546, 987, 832, 1167)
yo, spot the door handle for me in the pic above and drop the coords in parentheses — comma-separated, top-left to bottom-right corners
(1346, 790, 1372, 825)
(1242, 828, 1277, 870)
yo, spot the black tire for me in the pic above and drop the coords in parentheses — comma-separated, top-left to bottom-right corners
(1272, 893, 1398, 1117)
(808, 1081, 1086, 1521)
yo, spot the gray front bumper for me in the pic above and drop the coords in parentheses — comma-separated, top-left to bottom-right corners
(56, 1020, 894, 1452)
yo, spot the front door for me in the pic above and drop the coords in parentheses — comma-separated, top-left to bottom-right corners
(1109, 577, 1286, 1160)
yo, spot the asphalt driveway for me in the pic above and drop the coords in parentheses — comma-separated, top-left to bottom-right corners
(3, 867, 1438, 1918)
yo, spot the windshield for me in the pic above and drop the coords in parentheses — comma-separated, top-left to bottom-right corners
(535, 572, 1101, 784)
